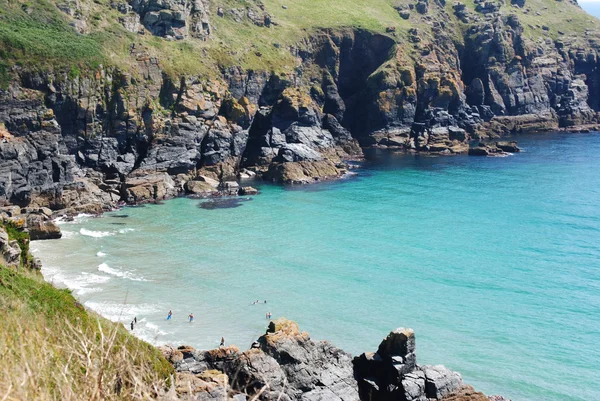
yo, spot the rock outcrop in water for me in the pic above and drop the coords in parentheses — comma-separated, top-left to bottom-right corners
(1, 0, 600, 212)
(354, 328, 488, 401)
(167, 318, 505, 401)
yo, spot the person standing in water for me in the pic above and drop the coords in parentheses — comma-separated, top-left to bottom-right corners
(188, 313, 194, 322)
(130, 321, 134, 330)
(220, 337, 225, 347)
(134, 316, 137, 324)
(167, 310, 172, 320)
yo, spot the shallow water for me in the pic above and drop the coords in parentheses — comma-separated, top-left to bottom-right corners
(34, 132, 600, 401)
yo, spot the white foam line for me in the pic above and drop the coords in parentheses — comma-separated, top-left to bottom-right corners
(80, 228, 113, 238)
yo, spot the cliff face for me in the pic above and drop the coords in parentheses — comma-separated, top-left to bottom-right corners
(1, 0, 599, 210)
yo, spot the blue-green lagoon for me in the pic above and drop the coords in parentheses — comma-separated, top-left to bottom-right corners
(34, 132, 600, 401)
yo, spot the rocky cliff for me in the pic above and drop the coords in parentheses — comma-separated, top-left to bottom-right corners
(164, 318, 507, 401)
(1, 0, 600, 211)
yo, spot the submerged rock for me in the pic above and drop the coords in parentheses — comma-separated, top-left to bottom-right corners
(198, 197, 251, 210)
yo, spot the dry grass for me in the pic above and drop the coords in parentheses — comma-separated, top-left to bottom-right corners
(0, 266, 174, 401)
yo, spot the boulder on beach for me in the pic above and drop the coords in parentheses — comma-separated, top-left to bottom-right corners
(26, 214, 62, 240)
(184, 180, 218, 195)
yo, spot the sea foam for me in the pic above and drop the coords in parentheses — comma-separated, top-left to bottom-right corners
(98, 263, 148, 282)
(80, 228, 113, 238)
(84, 301, 160, 323)
(43, 267, 109, 295)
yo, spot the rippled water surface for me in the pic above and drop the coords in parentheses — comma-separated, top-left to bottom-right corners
(34, 132, 600, 401)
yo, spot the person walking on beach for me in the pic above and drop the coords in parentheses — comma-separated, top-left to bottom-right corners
(167, 310, 172, 320)
(188, 313, 194, 322)
(220, 337, 225, 347)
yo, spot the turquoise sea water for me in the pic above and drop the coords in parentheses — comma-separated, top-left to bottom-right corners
(34, 132, 600, 401)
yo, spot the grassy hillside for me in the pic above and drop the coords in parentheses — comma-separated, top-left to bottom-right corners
(1, 0, 598, 85)
(0, 265, 173, 400)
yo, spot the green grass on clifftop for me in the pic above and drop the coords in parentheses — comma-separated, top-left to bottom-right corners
(0, 0, 104, 69)
(0, 265, 173, 400)
(0, 0, 599, 84)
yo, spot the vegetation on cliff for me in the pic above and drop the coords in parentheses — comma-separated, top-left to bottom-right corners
(0, 0, 598, 86)
(0, 264, 173, 400)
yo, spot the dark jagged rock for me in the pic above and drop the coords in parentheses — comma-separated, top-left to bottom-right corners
(175, 319, 359, 401)
(353, 327, 489, 401)
(173, 321, 497, 401)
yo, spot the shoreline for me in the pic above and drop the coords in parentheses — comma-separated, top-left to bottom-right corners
(23, 130, 600, 400)
(19, 128, 599, 223)
(26, 129, 579, 345)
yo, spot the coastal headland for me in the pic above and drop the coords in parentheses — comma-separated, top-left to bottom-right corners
(2, 0, 600, 398)
(2, 0, 600, 214)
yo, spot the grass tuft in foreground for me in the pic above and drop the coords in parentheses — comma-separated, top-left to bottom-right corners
(0, 266, 174, 400)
